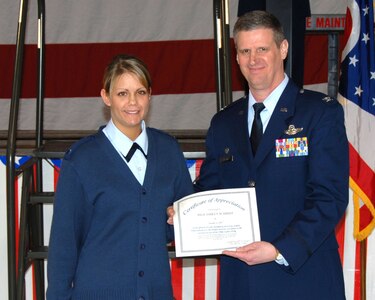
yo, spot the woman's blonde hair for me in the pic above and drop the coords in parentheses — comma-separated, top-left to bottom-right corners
(102, 54, 152, 94)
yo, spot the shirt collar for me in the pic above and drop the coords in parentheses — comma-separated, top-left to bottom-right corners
(248, 74, 289, 113)
(103, 119, 148, 156)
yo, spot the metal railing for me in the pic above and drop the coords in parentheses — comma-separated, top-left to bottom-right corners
(213, 0, 233, 111)
(6, 0, 45, 299)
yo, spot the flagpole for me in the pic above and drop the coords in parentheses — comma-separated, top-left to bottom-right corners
(360, 240, 367, 300)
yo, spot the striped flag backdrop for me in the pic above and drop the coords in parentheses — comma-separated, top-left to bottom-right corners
(0, 0, 347, 131)
(0, 0, 243, 131)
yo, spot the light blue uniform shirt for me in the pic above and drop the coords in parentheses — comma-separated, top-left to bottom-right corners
(103, 119, 148, 185)
(247, 74, 289, 136)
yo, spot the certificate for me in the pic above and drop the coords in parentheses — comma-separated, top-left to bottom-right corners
(173, 188, 261, 257)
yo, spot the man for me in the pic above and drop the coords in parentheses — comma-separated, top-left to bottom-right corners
(194, 11, 349, 299)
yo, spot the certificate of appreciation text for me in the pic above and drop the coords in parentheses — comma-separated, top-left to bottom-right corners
(173, 188, 261, 257)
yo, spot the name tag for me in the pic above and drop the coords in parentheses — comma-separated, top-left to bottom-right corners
(275, 137, 308, 158)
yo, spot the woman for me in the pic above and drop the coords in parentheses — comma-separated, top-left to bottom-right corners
(47, 54, 194, 299)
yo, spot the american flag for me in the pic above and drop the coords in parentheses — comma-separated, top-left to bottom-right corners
(338, 0, 375, 241)
(337, 0, 375, 299)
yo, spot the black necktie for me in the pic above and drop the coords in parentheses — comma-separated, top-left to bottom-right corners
(125, 143, 147, 162)
(250, 102, 265, 155)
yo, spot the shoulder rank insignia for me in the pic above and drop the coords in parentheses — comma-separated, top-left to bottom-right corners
(284, 125, 303, 135)
(322, 96, 334, 102)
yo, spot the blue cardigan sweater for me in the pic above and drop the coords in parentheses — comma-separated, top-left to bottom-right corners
(47, 128, 194, 300)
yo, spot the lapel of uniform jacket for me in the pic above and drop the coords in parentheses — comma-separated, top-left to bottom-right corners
(254, 81, 299, 166)
(97, 128, 143, 185)
(142, 128, 156, 188)
(230, 96, 254, 166)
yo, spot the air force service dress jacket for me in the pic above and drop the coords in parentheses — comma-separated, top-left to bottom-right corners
(194, 80, 349, 299)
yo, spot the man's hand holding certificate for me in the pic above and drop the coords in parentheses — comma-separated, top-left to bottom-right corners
(173, 188, 261, 257)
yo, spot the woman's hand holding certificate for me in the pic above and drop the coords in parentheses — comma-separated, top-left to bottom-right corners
(173, 188, 261, 257)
